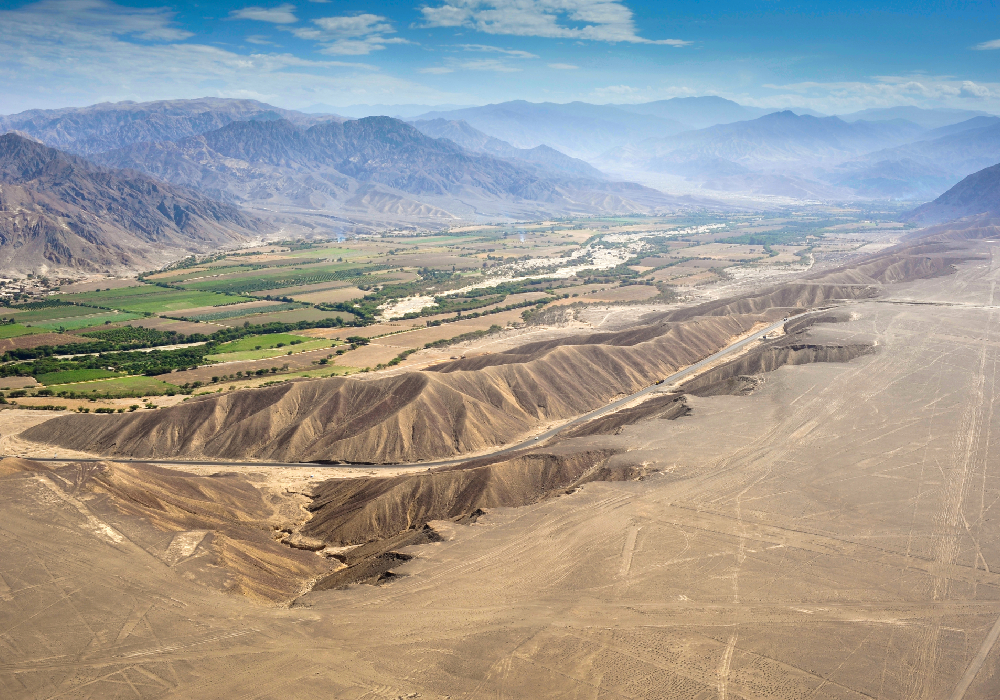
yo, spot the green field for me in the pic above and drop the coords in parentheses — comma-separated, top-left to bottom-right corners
(36, 369, 123, 385)
(216, 308, 352, 327)
(212, 333, 316, 353)
(30, 312, 143, 331)
(0, 324, 46, 339)
(285, 246, 361, 260)
(7, 305, 106, 322)
(152, 264, 269, 285)
(54, 375, 181, 396)
(54, 285, 241, 313)
(207, 338, 333, 363)
(175, 263, 388, 294)
(184, 302, 303, 322)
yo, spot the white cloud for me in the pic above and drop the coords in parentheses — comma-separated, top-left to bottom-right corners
(960, 81, 992, 99)
(973, 39, 1000, 50)
(246, 34, 279, 45)
(230, 4, 298, 25)
(0, 0, 193, 42)
(548, 63, 578, 69)
(419, 0, 689, 45)
(456, 44, 538, 58)
(0, 0, 454, 114)
(589, 84, 639, 99)
(293, 13, 410, 55)
(460, 59, 521, 72)
(752, 74, 1000, 113)
(424, 45, 536, 74)
(314, 14, 395, 35)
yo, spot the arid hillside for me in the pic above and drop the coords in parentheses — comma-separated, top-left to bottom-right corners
(22, 235, 968, 464)
(0, 457, 333, 603)
(0, 132, 268, 274)
(25, 312, 767, 462)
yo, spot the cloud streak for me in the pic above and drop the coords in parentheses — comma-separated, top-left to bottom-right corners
(973, 38, 1000, 50)
(419, 0, 689, 45)
(2, 0, 194, 42)
(459, 59, 522, 72)
(292, 13, 409, 55)
(756, 74, 1000, 112)
(230, 4, 298, 24)
(0, 0, 451, 114)
(457, 44, 539, 58)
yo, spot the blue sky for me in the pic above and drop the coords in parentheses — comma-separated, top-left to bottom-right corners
(0, 0, 997, 115)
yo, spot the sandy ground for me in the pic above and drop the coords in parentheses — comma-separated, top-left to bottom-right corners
(0, 376, 40, 389)
(56, 277, 143, 293)
(0, 407, 440, 496)
(548, 283, 660, 305)
(6, 242, 1000, 697)
(292, 286, 366, 305)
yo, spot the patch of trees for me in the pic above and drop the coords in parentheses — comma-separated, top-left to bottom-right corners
(0, 316, 348, 369)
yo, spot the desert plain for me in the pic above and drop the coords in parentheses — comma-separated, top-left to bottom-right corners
(3, 219, 1000, 700)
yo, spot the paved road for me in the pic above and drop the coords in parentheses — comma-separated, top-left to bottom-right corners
(5, 313, 806, 471)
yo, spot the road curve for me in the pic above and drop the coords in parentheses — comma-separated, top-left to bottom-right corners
(5, 312, 813, 471)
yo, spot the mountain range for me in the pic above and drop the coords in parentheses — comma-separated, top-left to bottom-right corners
(591, 111, 929, 199)
(582, 111, 1000, 201)
(836, 106, 995, 129)
(609, 96, 775, 129)
(93, 116, 688, 222)
(5, 98, 997, 206)
(2, 96, 1000, 273)
(599, 111, 925, 170)
(313, 103, 474, 119)
(409, 118, 605, 179)
(0, 98, 339, 156)
(404, 101, 998, 201)
(412, 101, 692, 159)
(831, 119, 1000, 198)
(0, 133, 266, 274)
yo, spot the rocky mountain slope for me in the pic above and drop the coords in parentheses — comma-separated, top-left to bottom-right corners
(94, 116, 689, 219)
(833, 121, 1000, 199)
(0, 133, 267, 274)
(0, 97, 338, 155)
(906, 161, 1000, 224)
